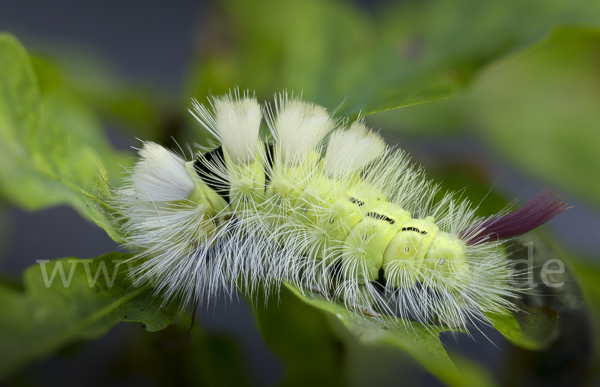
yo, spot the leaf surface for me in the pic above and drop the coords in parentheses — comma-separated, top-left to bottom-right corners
(186, 0, 600, 121)
(254, 284, 469, 386)
(0, 33, 129, 239)
(0, 252, 174, 380)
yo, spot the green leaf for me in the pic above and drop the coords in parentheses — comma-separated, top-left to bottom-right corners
(252, 285, 346, 386)
(30, 50, 165, 140)
(467, 27, 600, 207)
(254, 284, 469, 386)
(192, 334, 253, 387)
(494, 235, 594, 383)
(449, 353, 499, 387)
(103, 315, 252, 387)
(83, 164, 126, 243)
(0, 252, 175, 380)
(488, 303, 558, 351)
(338, 0, 600, 118)
(366, 95, 470, 138)
(0, 33, 129, 238)
(570, 258, 600, 382)
(187, 0, 600, 122)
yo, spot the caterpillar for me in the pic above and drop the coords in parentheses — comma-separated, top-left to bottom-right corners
(114, 91, 569, 332)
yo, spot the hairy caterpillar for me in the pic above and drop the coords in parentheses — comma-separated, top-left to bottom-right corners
(114, 91, 568, 332)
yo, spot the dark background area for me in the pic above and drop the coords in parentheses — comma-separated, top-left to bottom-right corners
(1, 1, 599, 386)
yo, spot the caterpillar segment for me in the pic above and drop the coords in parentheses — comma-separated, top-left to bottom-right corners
(115, 92, 569, 331)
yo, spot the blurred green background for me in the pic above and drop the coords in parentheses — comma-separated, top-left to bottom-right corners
(0, 0, 600, 386)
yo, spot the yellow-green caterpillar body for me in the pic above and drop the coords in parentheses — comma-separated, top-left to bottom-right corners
(115, 91, 568, 331)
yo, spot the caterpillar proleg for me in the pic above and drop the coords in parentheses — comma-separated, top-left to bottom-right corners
(114, 91, 569, 332)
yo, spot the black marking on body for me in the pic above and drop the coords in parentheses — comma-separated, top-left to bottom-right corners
(194, 146, 230, 202)
(401, 226, 427, 235)
(264, 143, 275, 192)
(372, 267, 387, 295)
(367, 212, 395, 224)
(349, 197, 365, 206)
(330, 260, 343, 281)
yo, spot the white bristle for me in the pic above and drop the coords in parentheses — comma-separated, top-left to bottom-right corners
(132, 142, 194, 202)
(274, 98, 335, 163)
(324, 121, 386, 177)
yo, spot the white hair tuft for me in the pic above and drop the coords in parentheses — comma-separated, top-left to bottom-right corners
(273, 97, 335, 164)
(324, 121, 386, 177)
(131, 142, 195, 202)
(214, 95, 262, 163)
(191, 91, 263, 164)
